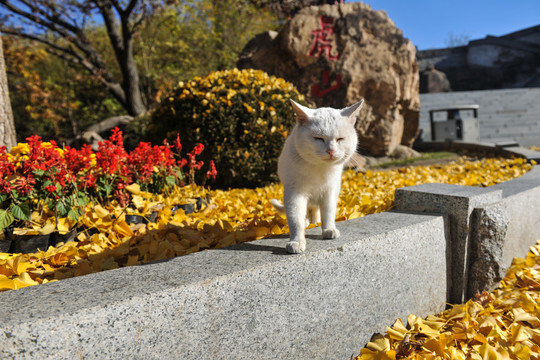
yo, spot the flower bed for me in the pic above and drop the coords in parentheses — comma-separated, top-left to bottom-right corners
(0, 134, 534, 291)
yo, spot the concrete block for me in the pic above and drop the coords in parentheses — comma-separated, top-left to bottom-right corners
(492, 166, 540, 197)
(0, 212, 449, 360)
(496, 170, 540, 268)
(503, 147, 540, 162)
(467, 167, 540, 297)
(468, 202, 508, 297)
(394, 183, 502, 303)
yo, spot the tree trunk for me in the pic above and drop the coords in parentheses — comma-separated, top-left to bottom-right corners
(122, 38, 147, 116)
(98, 0, 147, 117)
(0, 35, 17, 151)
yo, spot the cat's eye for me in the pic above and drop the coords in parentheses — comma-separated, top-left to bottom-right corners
(337, 137, 345, 142)
(314, 137, 324, 142)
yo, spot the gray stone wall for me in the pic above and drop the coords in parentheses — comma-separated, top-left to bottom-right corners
(419, 88, 540, 146)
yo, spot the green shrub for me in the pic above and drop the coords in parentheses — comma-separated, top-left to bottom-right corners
(148, 69, 306, 189)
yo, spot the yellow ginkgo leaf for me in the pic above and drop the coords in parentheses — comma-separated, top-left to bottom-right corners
(94, 204, 110, 218)
(12, 272, 39, 289)
(478, 343, 511, 360)
(0, 275, 14, 290)
(126, 183, 141, 195)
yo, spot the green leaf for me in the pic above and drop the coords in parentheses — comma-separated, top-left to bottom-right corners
(165, 175, 176, 186)
(55, 201, 67, 217)
(77, 193, 89, 206)
(0, 209, 14, 231)
(47, 199, 55, 211)
(33, 169, 45, 176)
(67, 209, 80, 221)
(11, 203, 31, 221)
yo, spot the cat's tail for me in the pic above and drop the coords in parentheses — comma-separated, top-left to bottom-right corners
(270, 199, 286, 215)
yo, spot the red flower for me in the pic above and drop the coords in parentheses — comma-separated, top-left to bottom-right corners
(192, 143, 204, 156)
(174, 133, 182, 152)
(96, 127, 128, 175)
(206, 160, 217, 180)
(82, 173, 96, 188)
(45, 185, 57, 193)
(187, 143, 205, 171)
(14, 177, 36, 197)
(64, 144, 94, 175)
(0, 178, 13, 194)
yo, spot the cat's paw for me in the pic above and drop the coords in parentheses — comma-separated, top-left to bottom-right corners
(286, 240, 306, 254)
(322, 228, 340, 239)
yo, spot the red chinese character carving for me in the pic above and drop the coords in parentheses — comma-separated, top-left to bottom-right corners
(308, 15, 340, 60)
(311, 70, 342, 98)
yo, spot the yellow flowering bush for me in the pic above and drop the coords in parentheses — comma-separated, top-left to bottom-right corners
(148, 68, 306, 189)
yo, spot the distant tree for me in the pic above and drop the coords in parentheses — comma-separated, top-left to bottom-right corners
(4, 36, 123, 142)
(136, 1, 277, 92)
(250, 0, 343, 19)
(445, 32, 470, 48)
(0, 0, 157, 117)
(1, 1, 278, 143)
(0, 34, 16, 150)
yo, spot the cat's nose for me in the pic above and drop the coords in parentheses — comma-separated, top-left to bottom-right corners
(326, 149, 336, 157)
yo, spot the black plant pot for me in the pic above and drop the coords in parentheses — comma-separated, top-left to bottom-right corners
(78, 226, 100, 238)
(172, 196, 210, 215)
(49, 228, 79, 248)
(125, 214, 145, 225)
(172, 203, 196, 215)
(125, 211, 159, 225)
(0, 228, 12, 253)
(0, 239, 11, 253)
(9, 233, 51, 254)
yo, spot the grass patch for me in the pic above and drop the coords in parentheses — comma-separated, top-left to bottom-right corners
(373, 152, 458, 169)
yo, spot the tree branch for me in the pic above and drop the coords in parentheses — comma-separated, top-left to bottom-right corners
(0, 0, 110, 77)
(1, 0, 148, 116)
(93, 0, 125, 57)
(124, 0, 138, 17)
(16, 0, 80, 34)
(0, 0, 74, 39)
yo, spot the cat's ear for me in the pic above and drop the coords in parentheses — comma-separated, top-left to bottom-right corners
(290, 100, 313, 126)
(341, 99, 364, 125)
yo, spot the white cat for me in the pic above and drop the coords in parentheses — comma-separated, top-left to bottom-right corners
(271, 99, 364, 254)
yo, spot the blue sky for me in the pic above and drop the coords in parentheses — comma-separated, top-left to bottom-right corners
(354, 0, 540, 50)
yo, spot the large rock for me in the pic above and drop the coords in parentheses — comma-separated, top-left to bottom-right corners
(237, 2, 420, 156)
(420, 65, 452, 93)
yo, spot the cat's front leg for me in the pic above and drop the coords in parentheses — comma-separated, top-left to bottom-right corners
(320, 188, 340, 239)
(283, 190, 308, 253)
